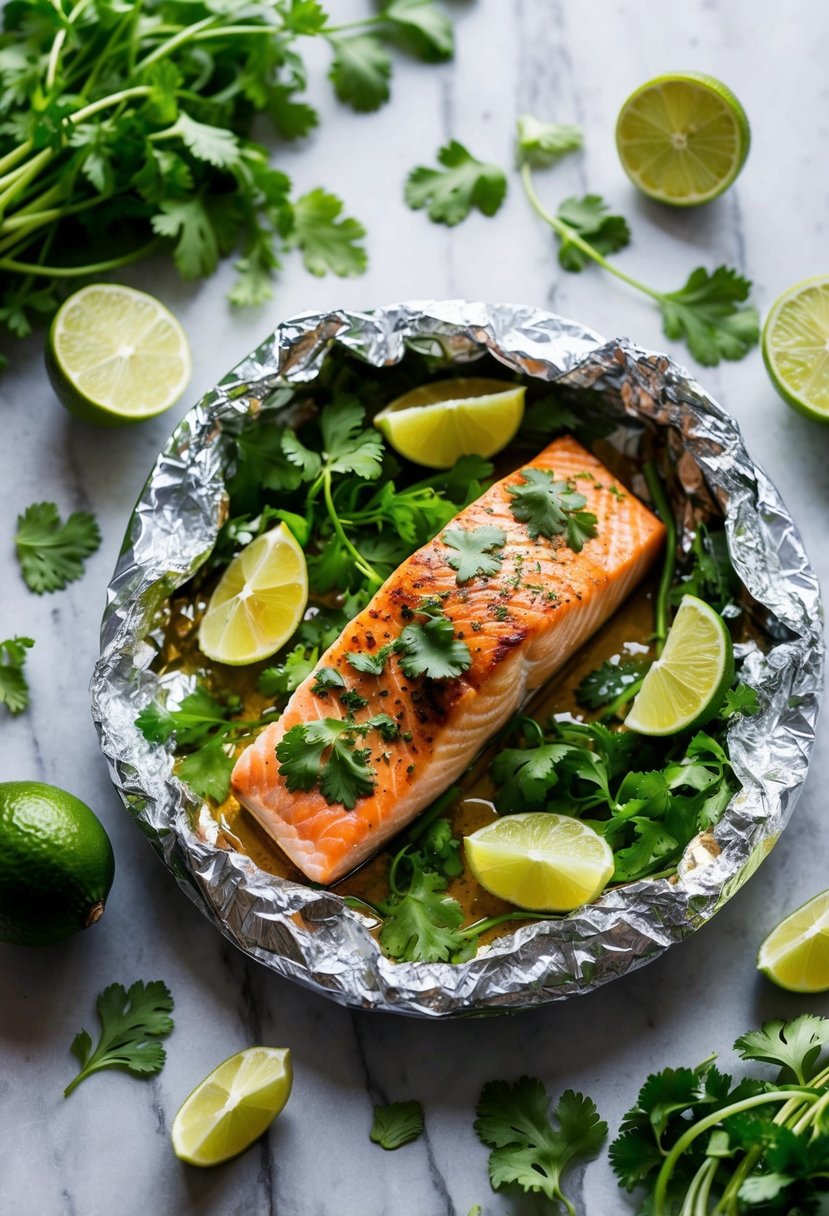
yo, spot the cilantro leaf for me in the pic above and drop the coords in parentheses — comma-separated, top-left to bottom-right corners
(405, 140, 507, 226)
(282, 0, 329, 35)
(258, 643, 320, 699)
(328, 34, 392, 112)
(475, 1078, 607, 1207)
(177, 739, 235, 803)
(396, 603, 472, 681)
(576, 657, 650, 710)
(490, 743, 569, 811)
(151, 197, 219, 279)
(442, 524, 506, 583)
(659, 266, 760, 366)
(277, 716, 391, 808)
(288, 188, 368, 277)
(555, 194, 631, 271)
(735, 1016, 829, 1086)
(516, 115, 583, 167)
(720, 683, 760, 720)
(507, 468, 598, 550)
(167, 112, 241, 168)
(370, 1099, 425, 1150)
(311, 666, 347, 697)
(321, 398, 384, 479)
(380, 0, 453, 61)
(136, 686, 234, 748)
(64, 980, 174, 1097)
(15, 501, 101, 593)
(378, 866, 464, 962)
(0, 635, 33, 715)
(346, 646, 395, 677)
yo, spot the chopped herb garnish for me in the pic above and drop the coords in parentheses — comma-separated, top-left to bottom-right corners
(442, 524, 506, 583)
(346, 646, 395, 677)
(507, 468, 598, 551)
(276, 713, 399, 808)
(396, 599, 472, 681)
(312, 666, 347, 697)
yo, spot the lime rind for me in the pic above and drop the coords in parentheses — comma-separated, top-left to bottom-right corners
(757, 890, 829, 994)
(762, 275, 829, 423)
(616, 71, 750, 206)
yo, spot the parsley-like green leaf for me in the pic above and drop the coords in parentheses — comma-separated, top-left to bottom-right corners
(177, 738, 235, 803)
(136, 686, 233, 748)
(475, 1078, 607, 1207)
(379, 866, 464, 962)
(380, 0, 453, 61)
(735, 1016, 829, 1086)
(346, 646, 395, 677)
(555, 194, 631, 271)
(370, 1099, 425, 1150)
(151, 197, 219, 279)
(288, 188, 368, 277)
(328, 34, 392, 112)
(442, 524, 506, 583)
(0, 635, 33, 715)
(396, 602, 471, 681)
(516, 115, 583, 167)
(576, 657, 650, 710)
(258, 644, 320, 700)
(277, 716, 395, 808)
(321, 398, 385, 479)
(720, 683, 760, 720)
(311, 666, 347, 697)
(405, 140, 507, 226)
(507, 468, 598, 550)
(166, 112, 241, 168)
(15, 502, 101, 593)
(659, 266, 760, 367)
(64, 980, 174, 1097)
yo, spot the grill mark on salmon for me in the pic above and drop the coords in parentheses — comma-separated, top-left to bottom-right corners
(232, 435, 665, 883)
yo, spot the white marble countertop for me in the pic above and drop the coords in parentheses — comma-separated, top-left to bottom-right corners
(2, 3, 828, 1214)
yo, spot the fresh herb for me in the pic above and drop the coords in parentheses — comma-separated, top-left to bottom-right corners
(0, 636, 34, 715)
(64, 980, 174, 1098)
(346, 647, 395, 677)
(15, 502, 100, 593)
(475, 1078, 607, 1212)
(396, 598, 472, 680)
(311, 666, 347, 697)
(517, 117, 760, 365)
(443, 525, 506, 583)
(405, 140, 507, 226)
(258, 645, 320, 699)
(516, 116, 583, 167)
(378, 861, 465, 962)
(370, 1100, 425, 1150)
(720, 683, 760, 720)
(576, 656, 651, 712)
(276, 713, 399, 809)
(136, 684, 274, 803)
(670, 524, 738, 613)
(0, 0, 456, 353)
(611, 1015, 829, 1214)
(507, 468, 598, 550)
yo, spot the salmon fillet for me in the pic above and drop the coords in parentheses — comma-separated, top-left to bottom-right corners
(232, 435, 665, 884)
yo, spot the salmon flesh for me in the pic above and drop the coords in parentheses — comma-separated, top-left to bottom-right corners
(231, 435, 665, 884)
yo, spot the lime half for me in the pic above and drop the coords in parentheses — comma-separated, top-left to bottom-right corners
(625, 595, 733, 735)
(758, 890, 829, 993)
(46, 284, 191, 426)
(464, 813, 614, 912)
(199, 523, 308, 666)
(374, 378, 525, 469)
(171, 1047, 293, 1167)
(762, 276, 829, 423)
(616, 72, 750, 205)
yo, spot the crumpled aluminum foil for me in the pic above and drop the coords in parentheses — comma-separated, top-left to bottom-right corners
(91, 301, 824, 1018)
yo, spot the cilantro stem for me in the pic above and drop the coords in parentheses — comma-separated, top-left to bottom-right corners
(0, 149, 54, 211)
(642, 462, 677, 655)
(321, 469, 383, 588)
(462, 910, 553, 938)
(69, 86, 154, 125)
(652, 1089, 818, 1216)
(520, 163, 662, 303)
(135, 15, 220, 70)
(46, 0, 95, 89)
(0, 140, 33, 180)
(0, 239, 161, 277)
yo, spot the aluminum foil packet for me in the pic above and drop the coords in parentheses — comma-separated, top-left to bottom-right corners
(91, 301, 824, 1017)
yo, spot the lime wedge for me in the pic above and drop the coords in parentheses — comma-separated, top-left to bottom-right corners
(464, 813, 614, 912)
(758, 890, 829, 993)
(762, 276, 829, 424)
(198, 523, 308, 666)
(46, 284, 191, 426)
(625, 595, 733, 736)
(616, 72, 750, 206)
(374, 378, 525, 469)
(171, 1047, 292, 1167)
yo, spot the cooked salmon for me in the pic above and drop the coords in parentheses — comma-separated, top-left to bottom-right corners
(231, 435, 665, 884)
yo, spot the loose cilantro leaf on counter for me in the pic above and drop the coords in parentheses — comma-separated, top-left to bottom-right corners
(507, 468, 598, 550)
(396, 599, 472, 680)
(15, 502, 101, 593)
(370, 1100, 425, 1150)
(516, 116, 583, 168)
(64, 981, 174, 1098)
(287, 188, 369, 277)
(405, 140, 507, 226)
(0, 636, 33, 715)
(443, 525, 506, 583)
(475, 1078, 607, 1207)
(576, 657, 651, 711)
(380, 0, 454, 61)
(555, 195, 631, 271)
(328, 34, 392, 111)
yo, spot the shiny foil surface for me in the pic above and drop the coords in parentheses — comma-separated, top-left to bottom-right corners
(91, 302, 824, 1017)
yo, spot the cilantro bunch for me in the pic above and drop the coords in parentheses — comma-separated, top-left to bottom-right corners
(0, 0, 454, 360)
(611, 1015, 829, 1214)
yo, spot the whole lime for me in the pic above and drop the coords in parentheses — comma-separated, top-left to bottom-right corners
(0, 781, 115, 946)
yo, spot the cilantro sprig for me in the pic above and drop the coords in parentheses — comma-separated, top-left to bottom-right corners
(516, 116, 760, 366)
(507, 468, 598, 550)
(475, 1078, 607, 1212)
(345, 598, 472, 682)
(276, 713, 399, 809)
(0, 636, 34, 715)
(405, 140, 508, 225)
(64, 980, 174, 1098)
(15, 502, 100, 593)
